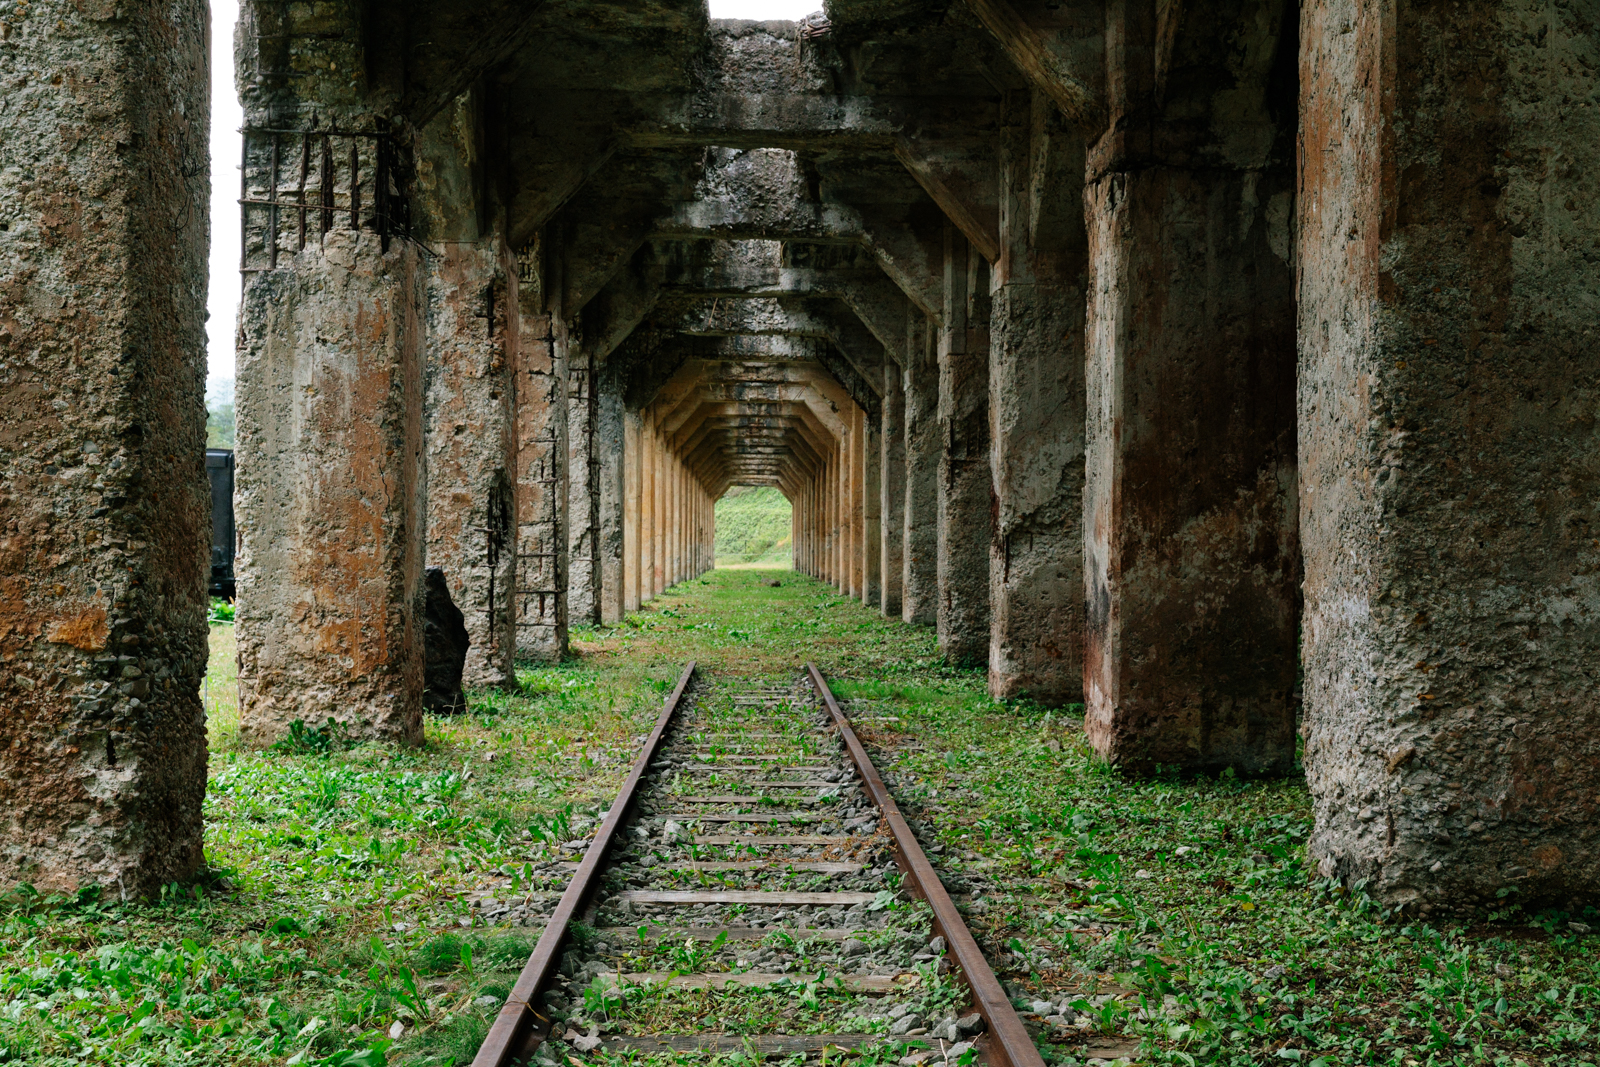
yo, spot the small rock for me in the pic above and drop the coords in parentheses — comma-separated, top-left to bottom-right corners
(886, 1004, 911, 1020)
(842, 938, 869, 957)
(1134, 869, 1153, 879)
(945, 1041, 975, 1064)
(1494, 962, 1513, 977)
(954, 1013, 985, 1036)
(890, 1013, 922, 1035)
(388, 1020, 405, 1040)
(475, 994, 500, 1008)
(904, 1028, 929, 1036)
(1174, 846, 1192, 856)
(928, 935, 947, 954)
(1264, 965, 1286, 979)
(1029, 1000, 1054, 1015)
(1570, 922, 1593, 935)
(484, 751, 497, 762)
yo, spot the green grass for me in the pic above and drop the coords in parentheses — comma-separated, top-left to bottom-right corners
(2, 570, 1595, 1066)
(713, 487, 791, 567)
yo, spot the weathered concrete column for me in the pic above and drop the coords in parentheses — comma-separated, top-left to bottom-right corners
(595, 379, 624, 624)
(1083, 2, 1299, 774)
(514, 249, 568, 662)
(652, 422, 665, 591)
(669, 456, 681, 585)
(623, 409, 641, 612)
(639, 411, 656, 603)
(239, 239, 428, 742)
(937, 228, 992, 668)
(835, 443, 847, 590)
(852, 406, 868, 600)
(880, 356, 906, 617)
(825, 450, 836, 586)
(864, 412, 882, 608)
(566, 343, 597, 625)
(1301, 0, 1600, 910)
(845, 410, 860, 597)
(988, 93, 1088, 705)
(903, 311, 940, 626)
(416, 101, 518, 690)
(0, 0, 209, 893)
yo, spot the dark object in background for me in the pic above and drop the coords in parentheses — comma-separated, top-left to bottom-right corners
(206, 449, 236, 599)
(424, 567, 470, 713)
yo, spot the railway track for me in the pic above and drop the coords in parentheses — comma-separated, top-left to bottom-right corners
(470, 663, 1044, 1067)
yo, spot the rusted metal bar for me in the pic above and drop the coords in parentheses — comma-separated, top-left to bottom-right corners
(319, 134, 334, 236)
(471, 661, 698, 1067)
(296, 133, 310, 251)
(267, 134, 280, 270)
(349, 139, 360, 231)
(805, 663, 1045, 1067)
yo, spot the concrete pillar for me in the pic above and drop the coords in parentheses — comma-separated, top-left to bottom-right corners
(422, 235, 517, 689)
(416, 101, 518, 690)
(903, 312, 940, 625)
(514, 247, 568, 662)
(0, 0, 209, 893)
(864, 411, 882, 608)
(566, 343, 597, 625)
(838, 441, 851, 591)
(1083, 2, 1298, 774)
(239, 238, 428, 742)
(937, 228, 992, 668)
(639, 412, 655, 603)
(988, 92, 1087, 706)
(880, 356, 906, 617)
(595, 379, 624, 624)
(669, 457, 681, 586)
(652, 421, 666, 595)
(623, 410, 641, 612)
(1301, 0, 1600, 909)
(851, 406, 867, 599)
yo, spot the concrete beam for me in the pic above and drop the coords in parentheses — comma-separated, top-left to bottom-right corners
(962, 0, 1105, 131)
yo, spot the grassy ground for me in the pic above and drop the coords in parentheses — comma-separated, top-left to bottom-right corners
(2, 572, 1595, 1066)
(713, 487, 792, 567)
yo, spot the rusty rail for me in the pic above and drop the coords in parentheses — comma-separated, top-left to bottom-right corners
(805, 663, 1045, 1067)
(471, 661, 697, 1067)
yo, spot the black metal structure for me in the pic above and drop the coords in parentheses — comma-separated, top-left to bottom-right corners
(206, 449, 236, 599)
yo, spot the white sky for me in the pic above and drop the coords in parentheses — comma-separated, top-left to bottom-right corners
(708, 1, 822, 17)
(204, 0, 822, 391)
(207, 0, 244, 390)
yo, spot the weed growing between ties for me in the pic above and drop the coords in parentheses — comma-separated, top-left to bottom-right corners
(3, 570, 1595, 1066)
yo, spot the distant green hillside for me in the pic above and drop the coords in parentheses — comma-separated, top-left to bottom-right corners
(714, 487, 792, 567)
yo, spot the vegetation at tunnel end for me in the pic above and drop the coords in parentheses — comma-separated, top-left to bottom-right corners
(713, 487, 791, 567)
(2, 570, 1594, 1066)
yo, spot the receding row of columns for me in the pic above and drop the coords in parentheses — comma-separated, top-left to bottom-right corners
(621, 410, 714, 611)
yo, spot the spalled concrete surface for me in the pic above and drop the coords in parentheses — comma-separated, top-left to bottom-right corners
(1300, 0, 1600, 910)
(879, 355, 906, 617)
(902, 315, 940, 627)
(421, 239, 517, 688)
(515, 278, 568, 660)
(987, 94, 1086, 706)
(937, 231, 991, 668)
(0, 0, 210, 894)
(1082, 0, 1301, 776)
(237, 234, 427, 747)
(415, 97, 519, 690)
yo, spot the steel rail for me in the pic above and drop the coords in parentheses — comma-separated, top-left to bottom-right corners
(805, 663, 1045, 1067)
(472, 661, 698, 1067)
